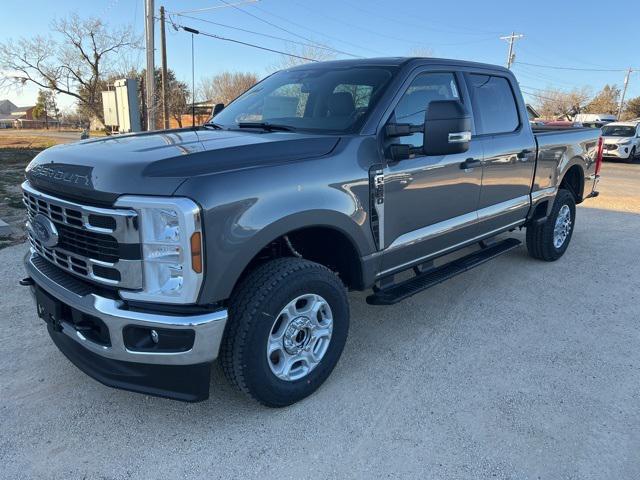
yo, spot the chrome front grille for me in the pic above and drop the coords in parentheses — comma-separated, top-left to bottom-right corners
(22, 181, 143, 289)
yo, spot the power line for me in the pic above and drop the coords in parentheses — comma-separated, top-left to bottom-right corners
(515, 61, 628, 72)
(289, 0, 441, 46)
(520, 84, 583, 94)
(248, 2, 383, 55)
(289, 0, 498, 48)
(215, 0, 356, 58)
(173, 0, 258, 15)
(520, 84, 557, 93)
(518, 42, 627, 72)
(170, 12, 363, 58)
(175, 23, 319, 62)
(340, 0, 501, 38)
(520, 90, 560, 103)
(512, 64, 587, 88)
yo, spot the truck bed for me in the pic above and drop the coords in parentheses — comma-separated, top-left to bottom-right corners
(532, 126, 600, 199)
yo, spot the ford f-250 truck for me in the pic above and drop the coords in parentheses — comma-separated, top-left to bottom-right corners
(20, 58, 602, 407)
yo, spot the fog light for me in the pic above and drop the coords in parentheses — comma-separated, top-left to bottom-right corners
(123, 326, 195, 352)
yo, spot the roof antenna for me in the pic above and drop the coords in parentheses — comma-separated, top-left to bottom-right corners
(183, 26, 200, 128)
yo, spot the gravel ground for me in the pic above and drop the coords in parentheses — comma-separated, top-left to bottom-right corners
(0, 161, 639, 480)
(0, 149, 37, 245)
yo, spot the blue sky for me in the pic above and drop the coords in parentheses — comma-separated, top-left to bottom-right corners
(2, 0, 639, 111)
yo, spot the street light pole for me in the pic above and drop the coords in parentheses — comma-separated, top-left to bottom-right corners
(144, 0, 156, 131)
(160, 6, 169, 129)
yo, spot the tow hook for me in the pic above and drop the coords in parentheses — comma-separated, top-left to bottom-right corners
(19, 277, 35, 287)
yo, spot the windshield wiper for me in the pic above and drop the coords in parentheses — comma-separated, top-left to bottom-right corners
(202, 122, 223, 130)
(236, 122, 296, 132)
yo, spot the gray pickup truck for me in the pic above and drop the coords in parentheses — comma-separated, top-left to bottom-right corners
(21, 57, 602, 407)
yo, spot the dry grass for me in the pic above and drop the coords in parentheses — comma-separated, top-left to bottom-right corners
(0, 136, 59, 149)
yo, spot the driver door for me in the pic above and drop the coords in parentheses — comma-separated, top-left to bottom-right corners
(380, 70, 483, 272)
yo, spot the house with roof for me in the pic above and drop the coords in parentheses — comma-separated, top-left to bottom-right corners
(0, 99, 59, 128)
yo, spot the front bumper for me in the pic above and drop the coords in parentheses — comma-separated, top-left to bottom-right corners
(24, 250, 228, 401)
(603, 144, 633, 159)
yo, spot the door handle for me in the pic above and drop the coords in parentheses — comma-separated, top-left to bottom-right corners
(517, 149, 532, 160)
(460, 158, 481, 170)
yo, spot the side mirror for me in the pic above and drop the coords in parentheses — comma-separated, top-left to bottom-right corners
(212, 103, 225, 116)
(422, 100, 471, 156)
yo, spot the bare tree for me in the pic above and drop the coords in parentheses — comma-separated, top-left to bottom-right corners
(199, 72, 259, 105)
(407, 46, 434, 58)
(534, 87, 591, 120)
(0, 14, 139, 124)
(270, 44, 337, 71)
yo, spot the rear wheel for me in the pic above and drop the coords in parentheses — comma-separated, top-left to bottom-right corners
(526, 189, 576, 261)
(220, 257, 349, 407)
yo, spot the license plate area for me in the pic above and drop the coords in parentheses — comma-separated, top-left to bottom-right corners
(35, 287, 63, 331)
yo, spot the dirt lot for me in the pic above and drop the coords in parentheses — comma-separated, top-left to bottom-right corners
(0, 161, 639, 479)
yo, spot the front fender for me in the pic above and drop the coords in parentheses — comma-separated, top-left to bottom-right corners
(175, 143, 376, 304)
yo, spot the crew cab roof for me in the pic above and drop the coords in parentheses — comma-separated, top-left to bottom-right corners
(283, 56, 512, 74)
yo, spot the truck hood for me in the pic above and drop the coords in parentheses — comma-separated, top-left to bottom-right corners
(25, 128, 340, 205)
(601, 136, 634, 144)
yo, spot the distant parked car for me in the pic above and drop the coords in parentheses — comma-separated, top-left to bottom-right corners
(601, 121, 640, 162)
(574, 113, 617, 125)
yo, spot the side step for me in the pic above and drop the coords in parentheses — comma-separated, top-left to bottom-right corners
(366, 238, 521, 305)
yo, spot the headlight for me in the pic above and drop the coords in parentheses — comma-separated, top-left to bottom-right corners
(114, 196, 204, 304)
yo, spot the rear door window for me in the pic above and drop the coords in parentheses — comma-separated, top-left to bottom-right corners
(467, 74, 520, 135)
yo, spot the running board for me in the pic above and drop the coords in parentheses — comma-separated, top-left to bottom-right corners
(366, 238, 521, 305)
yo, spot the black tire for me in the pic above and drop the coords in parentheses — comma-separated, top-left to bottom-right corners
(629, 147, 637, 164)
(220, 257, 349, 407)
(526, 189, 576, 261)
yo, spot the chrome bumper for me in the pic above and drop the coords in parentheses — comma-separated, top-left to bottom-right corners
(25, 250, 228, 366)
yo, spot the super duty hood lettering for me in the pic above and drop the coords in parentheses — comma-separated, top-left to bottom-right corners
(24, 129, 338, 203)
(28, 163, 93, 188)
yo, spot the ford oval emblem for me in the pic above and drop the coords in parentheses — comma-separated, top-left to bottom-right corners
(31, 213, 59, 248)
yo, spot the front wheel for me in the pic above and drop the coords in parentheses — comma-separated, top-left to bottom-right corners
(220, 258, 349, 407)
(628, 147, 637, 163)
(526, 189, 576, 261)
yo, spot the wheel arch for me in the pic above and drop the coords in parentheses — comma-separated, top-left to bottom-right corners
(202, 210, 373, 304)
(559, 161, 585, 203)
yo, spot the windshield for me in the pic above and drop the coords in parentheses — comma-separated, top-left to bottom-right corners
(212, 66, 397, 133)
(601, 125, 636, 137)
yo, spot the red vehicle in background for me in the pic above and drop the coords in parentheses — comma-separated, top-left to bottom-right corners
(543, 120, 584, 128)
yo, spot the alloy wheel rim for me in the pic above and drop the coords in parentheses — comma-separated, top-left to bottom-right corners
(553, 204, 572, 249)
(266, 293, 333, 381)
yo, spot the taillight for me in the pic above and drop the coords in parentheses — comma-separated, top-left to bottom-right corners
(595, 136, 604, 175)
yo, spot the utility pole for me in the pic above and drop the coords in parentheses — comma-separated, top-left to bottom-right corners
(144, 0, 156, 131)
(159, 6, 169, 129)
(500, 32, 524, 69)
(618, 67, 632, 119)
